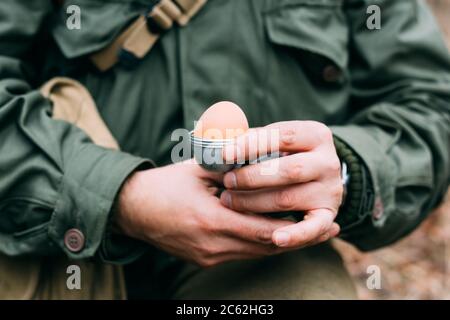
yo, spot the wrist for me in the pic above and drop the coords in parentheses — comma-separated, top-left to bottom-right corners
(114, 169, 149, 239)
(97, 160, 155, 264)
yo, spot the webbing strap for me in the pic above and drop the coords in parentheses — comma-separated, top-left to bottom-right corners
(90, 0, 207, 71)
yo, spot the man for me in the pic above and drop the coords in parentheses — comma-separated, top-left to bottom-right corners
(0, 0, 449, 299)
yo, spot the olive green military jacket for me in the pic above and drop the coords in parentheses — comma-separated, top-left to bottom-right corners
(0, 0, 449, 263)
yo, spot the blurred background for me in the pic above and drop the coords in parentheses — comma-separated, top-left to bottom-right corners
(334, 0, 450, 299)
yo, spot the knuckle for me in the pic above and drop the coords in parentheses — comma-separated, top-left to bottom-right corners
(327, 157, 341, 174)
(331, 184, 344, 204)
(254, 227, 273, 244)
(280, 127, 297, 148)
(275, 189, 297, 211)
(313, 213, 333, 235)
(187, 214, 204, 231)
(320, 233, 330, 242)
(205, 219, 221, 233)
(314, 122, 333, 143)
(194, 213, 215, 232)
(282, 162, 303, 182)
(318, 223, 330, 236)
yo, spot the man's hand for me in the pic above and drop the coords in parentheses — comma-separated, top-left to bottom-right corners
(115, 160, 295, 267)
(221, 121, 343, 249)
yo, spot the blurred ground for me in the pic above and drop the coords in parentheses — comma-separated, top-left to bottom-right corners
(334, 191, 449, 299)
(334, 0, 449, 300)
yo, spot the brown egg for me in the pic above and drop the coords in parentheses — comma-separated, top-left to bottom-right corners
(194, 101, 249, 140)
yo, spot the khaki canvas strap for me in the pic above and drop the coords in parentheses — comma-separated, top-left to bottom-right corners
(90, 0, 207, 72)
(40, 77, 119, 150)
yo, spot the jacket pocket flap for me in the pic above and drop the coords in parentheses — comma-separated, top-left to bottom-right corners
(264, 3, 349, 70)
(51, 0, 145, 59)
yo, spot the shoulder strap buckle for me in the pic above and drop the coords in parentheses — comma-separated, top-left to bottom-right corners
(90, 0, 208, 72)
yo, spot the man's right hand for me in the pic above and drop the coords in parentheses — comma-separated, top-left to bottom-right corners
(114, 160, 295, 267)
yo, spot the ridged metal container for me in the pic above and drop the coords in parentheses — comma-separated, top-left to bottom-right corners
(190, 131, 243, 172)
(191, 131, 301, 220)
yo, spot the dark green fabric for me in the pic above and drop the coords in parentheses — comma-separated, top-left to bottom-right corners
(333, 136, 374, 233)
(330, 0, 450, 250)
(0, 0, 449, 265)
(0, 0, 152, 260)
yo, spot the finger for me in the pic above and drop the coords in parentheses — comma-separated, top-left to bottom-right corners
(266, 121, 334, 152)
(210, 248, 290, 266)
(329, 222, 341, 238)
(198, 237, 294, 267)
(210, 198, 295, 244)
(161, 233, 284, 267)
(198, 251, 279, 268)
(272, 209, 335, 248)
(291, 221, 340, 250)
(223, 128, 269, 163)
(223, 121, 334, 162)
(296, 222, 341, 249)
(216, 237, 287, 257)
(221, 182, 342, 214)
(223, 152, 320, 190)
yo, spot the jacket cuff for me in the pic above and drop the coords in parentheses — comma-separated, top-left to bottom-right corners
(47, 143, 153, 260)
(333, 136, 374, 232)
(97, 160, 154, 265)
(331, 125, 396, 230)
(97, 227, 149, 265)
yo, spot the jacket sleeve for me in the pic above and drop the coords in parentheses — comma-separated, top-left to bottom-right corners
(0, 1, 151, 260)
(331, 0, 450, 250)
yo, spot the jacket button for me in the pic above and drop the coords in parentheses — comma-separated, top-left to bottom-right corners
(323, 65, 342, 83)
(64, 229, 85, 253)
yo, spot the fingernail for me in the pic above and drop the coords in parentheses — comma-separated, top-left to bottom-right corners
(221, 191, 232, 208)
(224, 172, 237, 189)
(274, 232, 290, 247)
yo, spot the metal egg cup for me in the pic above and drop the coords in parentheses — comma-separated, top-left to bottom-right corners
(190, 130, 284, 173)
(190, 131, 302, 221)
(190, 131, 242, 173)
